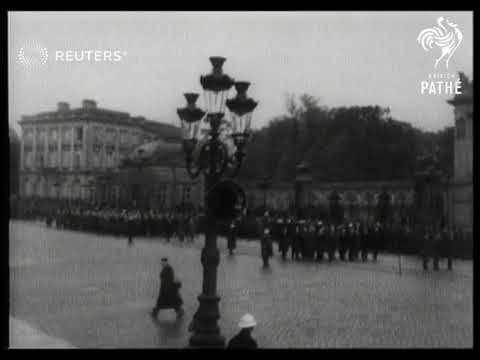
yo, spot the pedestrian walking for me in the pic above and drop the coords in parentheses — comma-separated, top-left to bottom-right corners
(227, 313, 258, 349)
(151, 257, 184, 319)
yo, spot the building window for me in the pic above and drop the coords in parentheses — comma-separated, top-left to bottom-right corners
(73, 153, 81, 169)
(456, 117, 466, 139)
(75, 127, 83, 142)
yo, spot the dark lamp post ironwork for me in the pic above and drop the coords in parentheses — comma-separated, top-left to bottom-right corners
(178, 57, 257, 348)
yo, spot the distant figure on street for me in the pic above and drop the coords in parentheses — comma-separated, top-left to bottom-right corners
(151, 257, 184, 319)
(126, 208, 137, 247)
(227, 220, 237, 255)
(422, 226, 433, 271)
(227, 313, 258, 349)
(261, 228, 273, 268)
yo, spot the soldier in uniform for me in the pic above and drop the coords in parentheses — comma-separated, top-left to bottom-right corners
(352, 222, 361, 261)
(338, 224, 347, 261)
(227, 219, 237, 255)
(315, 221, 326, 262)
(286, 217, 295, 260)
(327, 224, 337, 262)
(291, 220, 300, 260)
(278, 218, 289, 261)
(373, 222, 382, 261)
(432, 225, 442, 271)
(165, 214, 173, 242)
(127, 208, 136, 247)
(261, 227, 273, 268)
(422, 225, 433, 271)
(347, 223, 356, 262)
(442, 226, 454, 271)
(360, 222, 369, 262)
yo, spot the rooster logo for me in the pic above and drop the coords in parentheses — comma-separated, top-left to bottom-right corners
(417, 17, 463, 69)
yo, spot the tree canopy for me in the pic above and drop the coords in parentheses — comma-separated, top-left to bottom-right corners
(239, 94, 453, 182)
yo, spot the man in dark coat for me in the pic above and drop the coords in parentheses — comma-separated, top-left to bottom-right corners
(261, 228, 273, 268)
(347, 223, 356, 261)
(442, 226, 454, 271)
(422, 225, 433, 271)
(338, 225, 347, 261)
(151, 258, 184, 318)
(373, 222, 382, 261)
(432, 226, 442, 271)
(360, 223, 369, 262)
(127, 209, 136, 247)
(327, 224, 337, 262)
(278, 219, 289, 261)
(227, 220, 237, 255)
(315, 221, 326, 262)
(227, 313, 258, 349)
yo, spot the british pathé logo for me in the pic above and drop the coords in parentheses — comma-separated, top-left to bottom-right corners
(417, 16, 463, 70)
(417, 17, 463, 96)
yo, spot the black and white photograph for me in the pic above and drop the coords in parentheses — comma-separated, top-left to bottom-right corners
(7, 11, 474, 349)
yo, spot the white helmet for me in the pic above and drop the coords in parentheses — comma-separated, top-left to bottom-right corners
(238, 313, 257, 328)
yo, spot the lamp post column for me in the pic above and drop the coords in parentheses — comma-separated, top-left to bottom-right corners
(190, 119, 225, 348)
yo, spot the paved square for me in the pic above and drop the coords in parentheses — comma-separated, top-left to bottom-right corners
(9, 220, 473, 348)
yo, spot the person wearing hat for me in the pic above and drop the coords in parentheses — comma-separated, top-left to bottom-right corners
(151, 257, 184, 319)
(227, 313, 258, 349)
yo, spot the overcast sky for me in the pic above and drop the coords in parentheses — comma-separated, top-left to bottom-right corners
(8, 11, 473, 135)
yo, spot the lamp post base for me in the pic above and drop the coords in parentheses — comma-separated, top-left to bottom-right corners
(189, 333, 226, 348)
(189, 295, 225, 348)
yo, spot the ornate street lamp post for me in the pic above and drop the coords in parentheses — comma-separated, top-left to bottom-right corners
(178, 57, 257, 348)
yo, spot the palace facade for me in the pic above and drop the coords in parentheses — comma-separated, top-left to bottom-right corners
(18, 100, 184, 205)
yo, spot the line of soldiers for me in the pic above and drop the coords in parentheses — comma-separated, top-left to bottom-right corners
(421, 225, 454, 271)
(256, 216, 384, 263)
(50, 206, 198, 242)
(246, 214, 455, 271)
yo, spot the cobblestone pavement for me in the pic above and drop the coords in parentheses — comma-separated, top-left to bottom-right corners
(10, 220, 473, 348)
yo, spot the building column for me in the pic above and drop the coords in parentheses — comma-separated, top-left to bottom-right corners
(20, 129, 24, 172)
(102, 126, 107, 169)
(58, 127, 62, 170)
(115, 128, 119, 167)
(44, 126, 48, 168)
(70, 126, 75, 171)
(32, 126, 37, 170)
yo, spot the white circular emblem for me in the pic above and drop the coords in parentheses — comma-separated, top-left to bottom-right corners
(18, 42, 48, 68)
